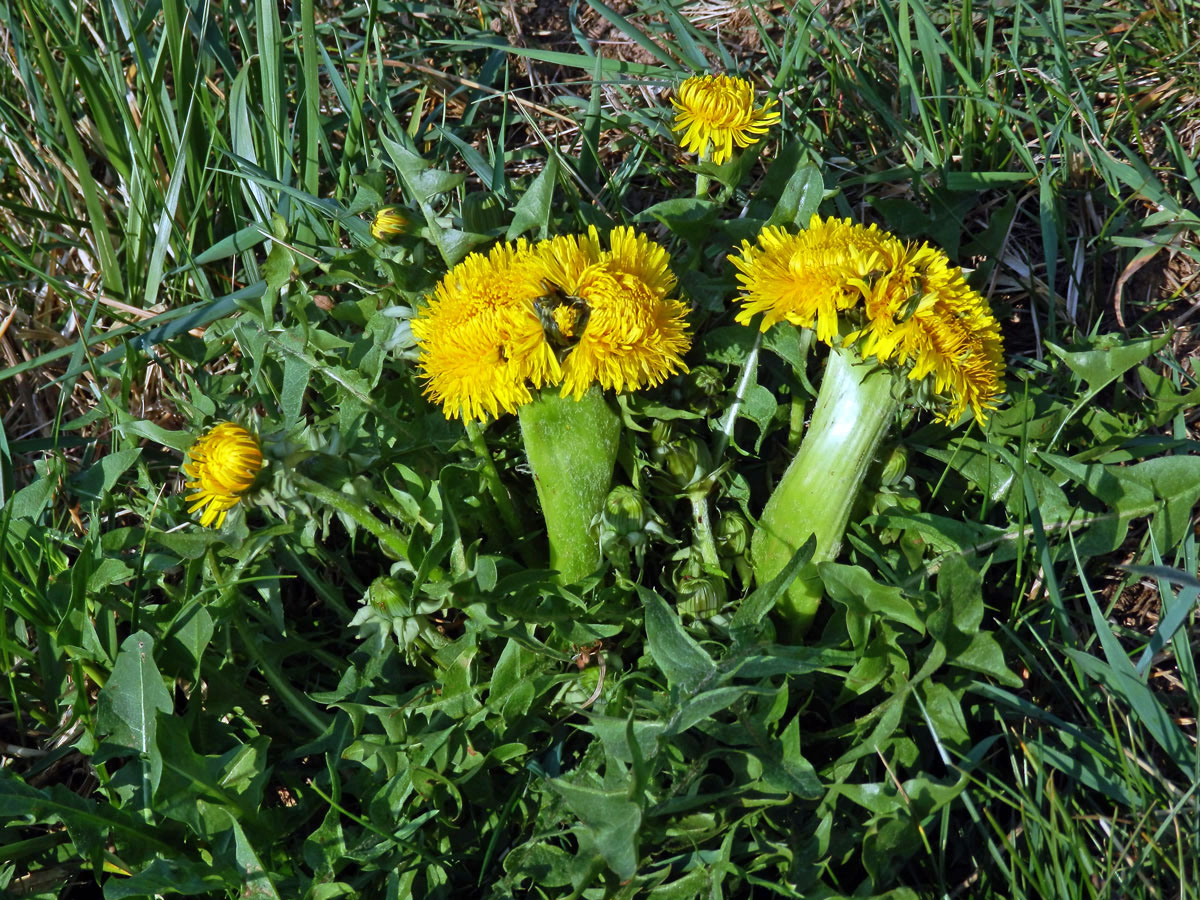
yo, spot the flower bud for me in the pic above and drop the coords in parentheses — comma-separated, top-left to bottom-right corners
(878, 443, 908, 486)
(715, 510, 751, 557)
(596, 486, 667, 572)
(673, 548, 727, 618)
(462, 192, 505, 234)
(368, 575, 408, 618)
(371, 206, 410, 241)
(602, 485, 650, 538)
(686, 365, 726, 415)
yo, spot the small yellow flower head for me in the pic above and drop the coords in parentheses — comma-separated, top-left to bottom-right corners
(182, 423, 264, 528)
(411, 241, 560, 421)
(670, 73, 781, 165)
(533, 226, 691, 399)
(730, 215, 1005, 422)
(371, 206, 410, 241)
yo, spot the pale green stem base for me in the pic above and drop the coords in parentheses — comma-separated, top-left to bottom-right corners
(519, 387, 620, 583)
(752, 346, 902, 639)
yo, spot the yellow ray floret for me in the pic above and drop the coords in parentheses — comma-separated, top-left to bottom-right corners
(730, 215, 1005, 422)
(183, 423, 264, 528)
(670, 73, 781, 165)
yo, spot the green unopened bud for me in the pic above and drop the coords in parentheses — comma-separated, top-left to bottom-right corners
(680, 575, 725, 618)
(368, 575, 407, 618)
(603, 485, 649, 537)
(686, 365, 726, 415)
(650, 419, 675, 452)
(674, 548, 727, 618)
(715, 511, 751, 557)
(462, 192, 506, 234)
(878, 443, 908, 486)
(596, 485, 667, 572)
(664, 438, 700, 485)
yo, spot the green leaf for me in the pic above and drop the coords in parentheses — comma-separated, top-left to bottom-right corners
(767, 162, 825, 228)
(103, 857, 233, 898)
(7, 477, 55, 520)
(116, 419, 195, 452)
(96, 631, 173, 758)
(70, 448, 142, 502)
(1047, 334, 1169, 390)
(821, 563, 924, 634)
(666, 685, 751, 735)
(730, 535, 816, 635)
(640, 588, 716, 692)
(507, 155, 558, 240)
(1068, 645, 1192, 772)
(547, 778, 641, 881)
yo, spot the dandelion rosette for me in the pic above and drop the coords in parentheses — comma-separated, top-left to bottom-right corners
(371, 206, 411, 241)
(533, 226, 691, 400)
(670, 73, 781, 165)
(730, 215, 1004, 422)
(183, 423, 264, 528)
(413, 228, 691, 421)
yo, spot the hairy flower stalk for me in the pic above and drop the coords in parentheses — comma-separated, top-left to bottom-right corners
(731, 216, 1004, 637)
(519, 388, 621, 582)
(413, 227, 690, 582)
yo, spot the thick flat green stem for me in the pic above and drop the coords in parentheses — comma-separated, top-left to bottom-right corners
(518, 388, 620, 583)
(752, 345, 901, 638)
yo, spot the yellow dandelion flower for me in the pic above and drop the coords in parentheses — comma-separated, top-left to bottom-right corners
(411, 241, 560, 421)
(730, 215, 1005, 422)
(849, 242, 1005, 422)
(371, 206, 410, 241)
(183, 423, 264, 528)
(533, 226, 691, 399)
(730, 216, 900, 343)
(670, 73, 781, 165)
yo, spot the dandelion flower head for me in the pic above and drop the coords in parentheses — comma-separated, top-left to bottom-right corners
(183, 423, 264, 528)
(848, 240, 1005, 422)
(371, 206, 411, 241)
(533, 226, 691, 399)
(730, 215, 1005, 422)
(412, 229, 692, 421)
(730, 216, 900, 343)
(411, 240, 559, 421)
(671, 73, 781, 165)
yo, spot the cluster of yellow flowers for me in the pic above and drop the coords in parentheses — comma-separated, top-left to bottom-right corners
(182, 73, 1006, 530)
(730, 216, 1005, 422)
(410, 226, 692, 422)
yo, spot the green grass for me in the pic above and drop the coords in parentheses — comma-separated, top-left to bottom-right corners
(1, 0, 1199, 898)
